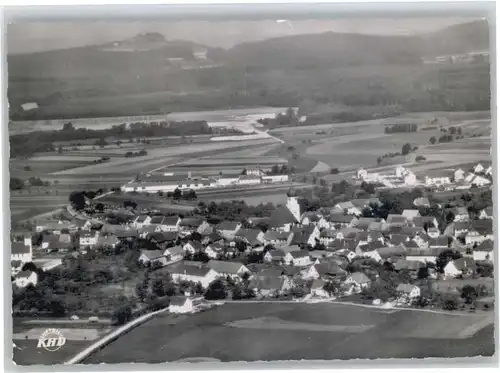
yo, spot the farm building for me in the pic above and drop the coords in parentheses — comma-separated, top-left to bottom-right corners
(11, 241, 32, 263)
(169, 264, 219, 288)
(473, 239, 494, 262)
(169, 296, 194, 314)
(208, 260, 250, 279)
(138, 250, 167, 267)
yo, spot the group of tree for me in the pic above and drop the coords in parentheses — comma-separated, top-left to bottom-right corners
(194, 200, 276, 221)
(9, 120, 220, 158)
(171, 188, 197, 201)
(257, 107, 299, 127)
(269, 164, 294, 175)
(125, 150, 148, 158)
(384, 123, 418, 134)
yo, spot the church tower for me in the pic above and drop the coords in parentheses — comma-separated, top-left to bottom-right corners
(286, 188, 301, 222)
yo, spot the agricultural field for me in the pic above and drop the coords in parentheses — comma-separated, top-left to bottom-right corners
(85, 302, 494, 364)
(97, 193, 196, 213)
(52, 139, 277, 176)
(13, 319, 114, 366)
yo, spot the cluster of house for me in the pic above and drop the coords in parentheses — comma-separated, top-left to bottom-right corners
(121, 167, 289, 193)
(356, 166, 417, 188)
(11, 189, 494, 306)
(422, 163, 492, 190)
(356, 163, 492, 190)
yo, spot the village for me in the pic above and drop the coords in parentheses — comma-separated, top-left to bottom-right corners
(10, 159, 495, 319)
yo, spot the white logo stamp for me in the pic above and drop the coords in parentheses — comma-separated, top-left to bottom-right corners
(37, 328, 66, 352)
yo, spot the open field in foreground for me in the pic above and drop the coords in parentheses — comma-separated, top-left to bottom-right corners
(12, 318, 113, 366)
(85, 302, 494, 364)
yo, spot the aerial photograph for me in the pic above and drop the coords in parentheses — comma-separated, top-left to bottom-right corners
(7, 3, 495, 366)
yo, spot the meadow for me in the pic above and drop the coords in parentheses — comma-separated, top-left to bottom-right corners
(84, 302, 494, 364)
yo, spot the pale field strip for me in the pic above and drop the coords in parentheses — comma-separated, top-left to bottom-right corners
(28, 155, 104, 162)
(402, 314, 494, 340)
(305, 133, 388, 155)
(225, 316, 375, 333)
(51, 139, 276, 175)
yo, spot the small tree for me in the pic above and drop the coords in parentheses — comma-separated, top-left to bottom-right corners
(461, 285, 478, 304)
(401, 143, 412, 156)
(112, 305, 133, 325)
(204, 279, 227, 300)
(442, 296, 459, 311)
(429, 136, 437, 145)
(173, 188, 182, 200)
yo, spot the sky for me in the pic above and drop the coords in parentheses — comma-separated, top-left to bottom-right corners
(7, 17, 480, 54)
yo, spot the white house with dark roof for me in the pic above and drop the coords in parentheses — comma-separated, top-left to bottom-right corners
(310, 279, 329, 298)
(386, 214, 408, 228)
(97, 234, 119, 249)
(471, 175, 491, 187)
(402, 209, 421, 222)
(289, 251, 312, 267)
(356, 241, 383, 262)
(328, 213, 356, 228)
(454, 168, 465, 182)
(319, 229, 338, 246)
(149, 215, 166, 226)
(249, 276, 293, 297)
(204, 243, 225, 259)
(139, 225, 158, 238)
(216, 221, 242, 239)
(332, 201, 362, 216)
(473, 239, 494, 262)
(264, 249, 293, 265)
(301, 212, 328, 228)
(465, 220, 493, 245)
(14, 270, 38, 288)
(11, 241, 32, 263)
(444, 257, 476, 278)
(345, 272, 371, 292)
(452, 207, 469, 222)
(158, 216, 181, 232)
(179, 218, 209, 236)
(79, 231, 99, 248)
(453, 221, 469, 238)
(169, 296, 194, 314)
(405, 247, 438, 263)
(163, 245, 184, 263)
(138, 250, 167, 267)
(425, 175, 451, 187)
(428, 236, 449, 251)
(290, 225, 320, 247)
(234, 228, 265, 247)
(473, 163, 484, 174)
(133, 215, 152, 229)
(183, 241, 203, 254)
(170, 264, 218, 288)
(208, 260, 250, 280)
(479, 207, 493, 220)
(413, 216, 439, 230)
(35, 220, 75, 234)
(396, 283, 421, 300)
(263, 230, 293, 248)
